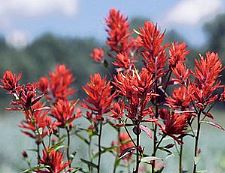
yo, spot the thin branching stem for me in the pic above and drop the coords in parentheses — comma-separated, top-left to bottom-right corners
(179, 138, 184, 173)
(66, 127, 72, 169)
(135, 123, 140, 173)
(113, 127, 121, 173)
(97, 122, 103, 173)
(193, 110, 202, 173)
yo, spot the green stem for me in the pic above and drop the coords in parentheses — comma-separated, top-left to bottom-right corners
(97, 122, 103, 173)
(179, 138, 183, 173)
(193, 111, 202, 173)
(135, 123, 140, 173)
(152, 105, 159, 173)
(66, 127, 72, 169)
(88, 137, 93, 173)
(113, 127, 121, 173)
(37, 143, 40, 165)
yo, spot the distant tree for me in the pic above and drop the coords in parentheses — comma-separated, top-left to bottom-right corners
(204, 14, 225, 61)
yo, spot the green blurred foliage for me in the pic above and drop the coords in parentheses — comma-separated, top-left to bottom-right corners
(204, 14, 225, 84)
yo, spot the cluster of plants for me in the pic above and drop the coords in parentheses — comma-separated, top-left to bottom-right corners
(1, 9, 225, 173)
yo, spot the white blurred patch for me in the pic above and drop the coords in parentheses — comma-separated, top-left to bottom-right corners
(6, 30, 29, 48)
(0, 0, 78, 18)
(165, 0, 223, 25)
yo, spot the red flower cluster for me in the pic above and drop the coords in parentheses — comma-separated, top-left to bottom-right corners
(113, 68, 154, 122)
(0, 71, 44, 111)
(111, 100, 125, 119)
(191, 52, 223, 109)
(90, 48, 104, 62)
(113, 53, 132, 69)
(169, 42, 189, 67)
(106, 8, 130, 53)
(138, 22, 166, 77)
(19, 102, 54, 143)
(113, 132, 134, 161)
(159, 109, 189, 143)
(0, 70, 21, 93)
(38, 65, 75, 102)
(51, 99, 81, 128)
(172, 62, 190, 84)
(82, 73, 116, 121)
(38, 149, 71, 173)
(166, 86, 192, 110)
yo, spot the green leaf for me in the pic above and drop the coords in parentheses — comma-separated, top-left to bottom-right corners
(93, 146, 117, 158)
(200, 120, 224, 130)
(21, 165, 50, 173)
(50, 138, 65, 151)
(74, 131, 89, 145)
(119, 146, 136, 160)
(158, 147, 173, 155)
(70, 151, 77, 160)
(27, 148, 37, 153)
(80, 159, 98, 169)
(163, 144, 174, 149)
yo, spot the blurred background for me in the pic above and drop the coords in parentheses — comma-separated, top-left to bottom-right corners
(1, 0, 225, 172)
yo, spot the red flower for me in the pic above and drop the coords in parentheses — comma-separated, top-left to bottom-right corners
(38, 76, 49, 94)
(51, 99, 81, 128)
(19, 102, 53, 143)
(166, 86, 192, 110)
(172, 62, 190, 84)
(111, 100, 125, 119)
(82, 73, 115, 121)
(114, 68, 153, 99)
(191, 52, 223, 108)
(112, 132, 134, 161)
(138, 22, 166, 77)
(106, 8, 130, 53)
(113, 69, 154, 121)
(169, 42, 189, 67)
(0, 70, 21, 92)
(194, 52, 222, 86)
(90, 48, 104, 62)
(39, 148, 70, 173)
(138, 21, 165, 57)
(112, 53, 131, 69)
(119, 132, 135, 161)
(159, 109, 189, 143)
(38, 65, 75, 102)
(7, 83, 43, 111)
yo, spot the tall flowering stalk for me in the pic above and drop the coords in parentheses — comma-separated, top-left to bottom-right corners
(190, 52, 223, 173)
(82, 73, 116, 173)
